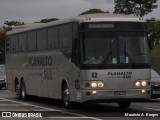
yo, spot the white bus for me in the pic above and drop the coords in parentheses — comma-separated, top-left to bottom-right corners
(6, 13, 151, 108)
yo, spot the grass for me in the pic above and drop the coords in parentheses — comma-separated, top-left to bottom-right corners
(151, 45, 160, 75)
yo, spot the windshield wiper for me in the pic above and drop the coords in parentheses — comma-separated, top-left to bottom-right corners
(123, 41, 135, 66)
(102, 40, 112, 65)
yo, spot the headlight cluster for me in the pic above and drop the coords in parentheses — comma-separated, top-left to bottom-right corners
(91, 82, 104, 88)
(135, 80, 150, 87)
(83, 81, 104, 88)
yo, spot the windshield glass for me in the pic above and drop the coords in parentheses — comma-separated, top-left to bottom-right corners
(118, 32, 149, 64)
(82, 31, 150, 65)
(82, 32, 115, 64)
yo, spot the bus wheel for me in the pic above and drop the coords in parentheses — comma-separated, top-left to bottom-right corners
(21, 81, 27, 101)
(62, 83, 72, 109)
(118, 101, 131, 109)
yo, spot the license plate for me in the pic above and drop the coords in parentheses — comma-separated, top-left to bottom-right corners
(152, 91, 160, 94)
(114, 91, 126, 95)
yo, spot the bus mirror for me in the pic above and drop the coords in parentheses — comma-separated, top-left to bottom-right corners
(148, 39, 153, 50)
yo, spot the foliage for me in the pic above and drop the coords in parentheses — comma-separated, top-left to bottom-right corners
(151, 45, 160, 75)
(80, 8, 109, 15)
(1, 20, 24, 63)
(114, 0, 157, 17)
(0, 31, 6, 64)
(3, 21, 24, 31)
(0, 31, 6, 38)
(40, 18, 59, 23)
(148, 20, 160, 45)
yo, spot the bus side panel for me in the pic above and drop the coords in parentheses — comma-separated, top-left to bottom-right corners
(6, 53, 26, 92)
(55, 51, 81, 101)
(6, 68, 14, 92)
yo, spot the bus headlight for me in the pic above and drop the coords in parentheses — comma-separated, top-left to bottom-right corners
(135, 80, 150, 87)
(98, 82, 104, 88)
(135, 81, 141, 87)
(141, 81, 147, 87)
(91, 82, 97, 88)
(83, 81, 105, 89)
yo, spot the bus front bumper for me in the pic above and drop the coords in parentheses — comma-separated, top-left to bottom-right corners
(75, 89, 150, 103)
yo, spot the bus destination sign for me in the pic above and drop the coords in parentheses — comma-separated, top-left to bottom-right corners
(88, 23, 114, 29)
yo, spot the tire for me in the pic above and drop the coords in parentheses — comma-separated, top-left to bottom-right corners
(16, 83, 22, 100)
(62, 83, 72, 109)
(21, 81, 27, 101)
(118, 101, 131, 109)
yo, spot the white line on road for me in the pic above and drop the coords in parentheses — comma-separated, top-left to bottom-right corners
(0, 104, 22, 106)
(143, 107, 160, 111)
(0, 98, 102, 120)
(46, 117, 102, 119)
(0, 98, 61, 111)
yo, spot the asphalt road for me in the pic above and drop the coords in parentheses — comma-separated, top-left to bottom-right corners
(0, 89, 160, 120)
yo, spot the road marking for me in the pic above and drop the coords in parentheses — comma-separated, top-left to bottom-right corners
(0, 104, 21, 106)
(0, 98, 61, 111)
(0, 98, 102, 120)
(46, 117, 102, 119)
(143, 107, 160, 111)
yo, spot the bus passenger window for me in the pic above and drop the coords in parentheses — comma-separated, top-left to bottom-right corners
(48, 27, 58, 49)
(27, 31, 36, 51)
(37, 29, 47, 50)
(19, 33, 27, 52)
(11, 35, 18, 53)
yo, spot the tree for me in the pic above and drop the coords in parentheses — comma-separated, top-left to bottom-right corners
(40, 18, 59, 23)
(148, 20, 160, 45)
(114, 0, 157, 17)
(80, 8, 109, 15)
(3, 21, 24, 31)
(0, 30, 6, 64)
(1, 20, 24, 63)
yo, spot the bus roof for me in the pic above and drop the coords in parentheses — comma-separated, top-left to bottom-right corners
(7, 13, 145, 35)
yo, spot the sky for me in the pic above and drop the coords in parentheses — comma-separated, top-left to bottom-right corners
(0, 0, 160, 27)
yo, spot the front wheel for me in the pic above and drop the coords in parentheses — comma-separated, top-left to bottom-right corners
(62, 83, 72, 109)
(118, 101, 131, 109)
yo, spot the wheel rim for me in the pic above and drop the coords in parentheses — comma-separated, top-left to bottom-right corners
(15, 84, 19, 92)
(22, 89, 25, 98)
(21, 85, 26, 98)
(63, 88, 70, 106)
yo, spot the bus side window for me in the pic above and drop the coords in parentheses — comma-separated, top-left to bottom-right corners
(37, 29, 47, 50)
(72, 23, 79, 64)
(19, 33, 27, 52)
(72, 35, 78, 57)
(59, 23, 72, 49)
(48, 27, 59, 49)
(11, 35, 18, 53)
(27, 31, 36, 51)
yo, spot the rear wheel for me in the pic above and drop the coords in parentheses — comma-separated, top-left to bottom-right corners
(118, 101, 131, 109)
(21, 81, 28, 101)
(62, 83, 72, 109)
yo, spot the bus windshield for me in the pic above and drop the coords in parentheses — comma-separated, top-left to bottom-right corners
(82, 31, 150, 66)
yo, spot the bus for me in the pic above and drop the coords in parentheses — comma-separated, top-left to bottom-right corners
(6, 13, 151, 108)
